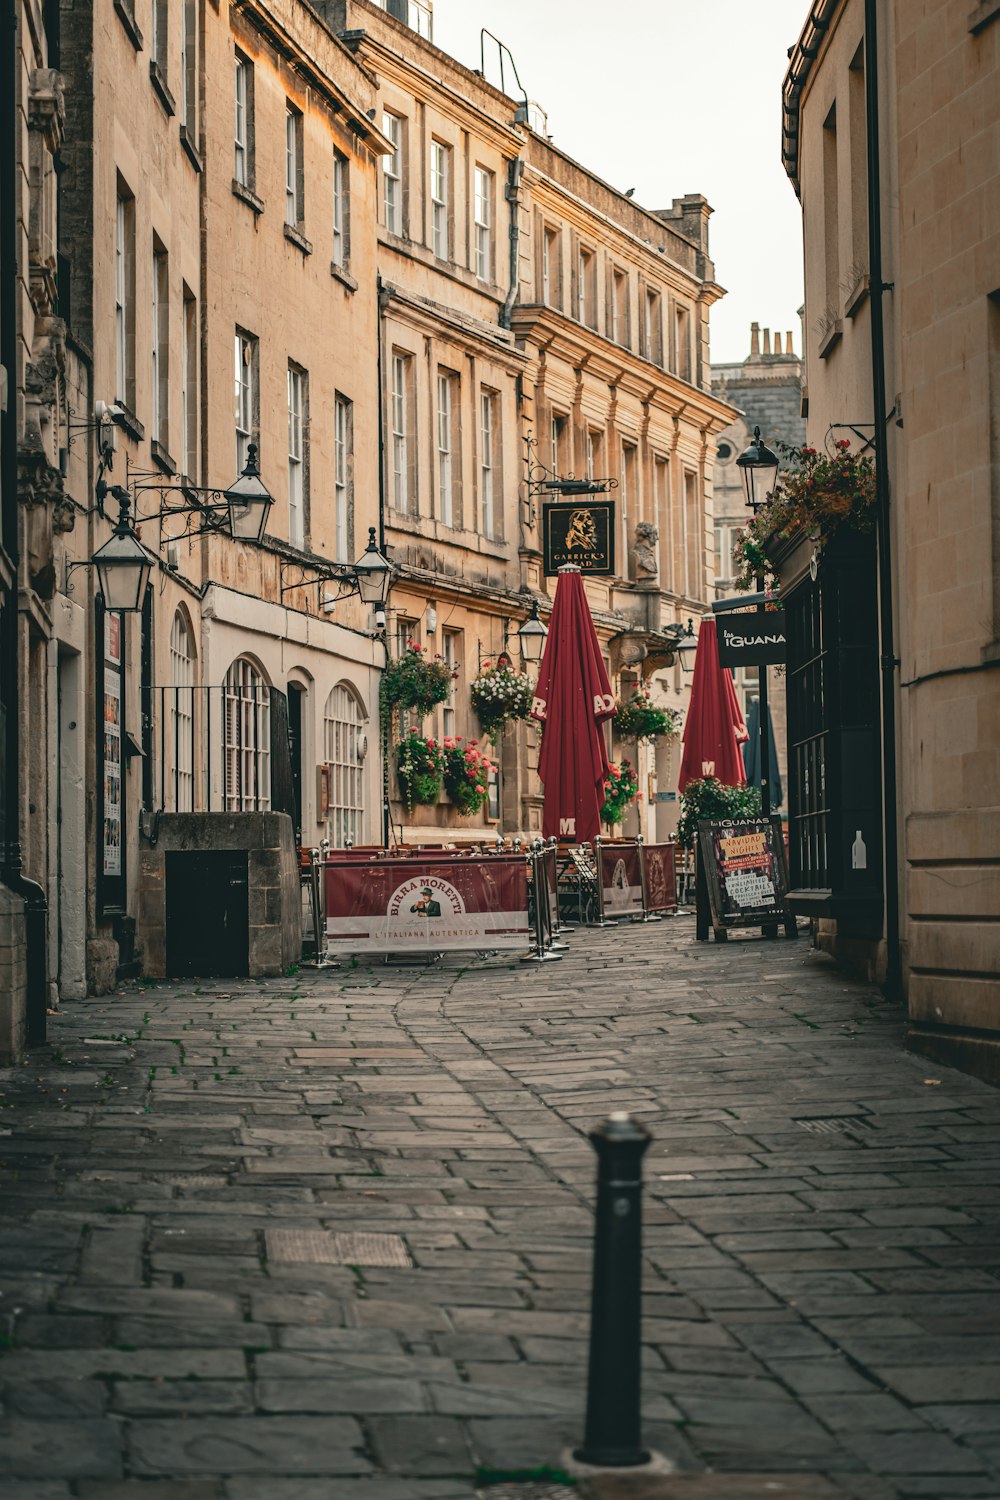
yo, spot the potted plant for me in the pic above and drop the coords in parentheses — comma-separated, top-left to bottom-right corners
(733, 438, 876, 592)
(470, 658, 534, 743)
(396, 729, 445, 811)
(382, 642, 455, 718)
(442, 737, 494, 816)
(676, 776, 762, 850)
(613, 690, 681, 742)
(600, 759, 639, 830)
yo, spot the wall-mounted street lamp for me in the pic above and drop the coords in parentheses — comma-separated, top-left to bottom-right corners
(71, 444, 276, 612)
(281, 526, 394, 630)
(675, 618, 699, 673)
(736, 426, 780, 512)
(516, 599, 548, 664)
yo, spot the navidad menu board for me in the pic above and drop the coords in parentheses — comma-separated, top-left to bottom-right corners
(697, 816, 795, 938)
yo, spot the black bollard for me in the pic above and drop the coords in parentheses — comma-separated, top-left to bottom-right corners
(575, 1112, 652, 1467)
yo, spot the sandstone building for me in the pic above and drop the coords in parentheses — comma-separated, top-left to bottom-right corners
(1, 0, 733, 1048)
(783, 0, 999, 1079)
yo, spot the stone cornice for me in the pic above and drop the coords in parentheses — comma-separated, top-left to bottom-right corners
(381, 282, 530, 366)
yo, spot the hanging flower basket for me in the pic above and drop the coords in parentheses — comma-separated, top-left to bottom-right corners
(613, 691, 681, 742)
(470, 660, 534, 742)
(732, 438, 876, 592)
(382, 643, 455, 718)
(442, 737, 494, 816)
(396, 729, 445, 810)
(600, 758, 639, 828)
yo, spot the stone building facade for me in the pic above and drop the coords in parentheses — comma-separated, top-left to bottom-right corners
(711, 322, 806, 809)
(783, 0, 1000, 1079)
(2, 0, 733, 1045)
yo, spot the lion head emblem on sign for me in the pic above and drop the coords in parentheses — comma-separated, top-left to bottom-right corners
(564, 508, 598, 552)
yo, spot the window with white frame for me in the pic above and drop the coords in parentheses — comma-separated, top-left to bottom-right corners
(234, 53, 253, 187)
(437, 370, 458, 526)
(586, 428, 602, 482)
(611, 267, 629, 346)
(169, 609, 195, 812)
(324, 683, 366, 848)
(382, 112, 402, 235)
(674, 302, 691, 381)
(391, 351, 414, 514)
(285, 103, 303, 227)
(151, 241, 169, 451)
(334, 393, 352, 562)
(234, 328, 257, 471)
(550, 411, 567, 476)
(430, 140, 449, 259)
(223, 658, 270, 812)
(473, 166, 492, 282)
(332, 151, 349, 267)
(182, 286, 196, 479)
(441, 628, 458, 741)
(480, 389, 499, 539)
(287, 364, 306, 548)
(577, 245, 595, 326)
(683, 468, 700, 597)
(542, 225, 560, 307)
(644, 287, 663, 366)
(654, 455, 670, 590)
(115, 184, 135, 407)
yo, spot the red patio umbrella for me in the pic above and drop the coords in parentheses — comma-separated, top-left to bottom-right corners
(531, 568, 615, 844)
(678, 617, 749, 791)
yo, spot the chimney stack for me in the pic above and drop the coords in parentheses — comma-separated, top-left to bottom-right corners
(763, 328, 771, 355)
(750, 322, 760, 357)
(774, 332, 783, 355)
(787, 331, 794, 354)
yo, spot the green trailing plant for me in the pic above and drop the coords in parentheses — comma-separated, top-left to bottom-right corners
(676, 776, 762, 850)
(600, 758, 639, 828)
(470, 659, 534, 741)
(442, 737, 494, 816)
(733, 438, 877, 591)
(381, 642, 455, 718)
(613, 690, 681, 742)
(396, 730, 445, 810)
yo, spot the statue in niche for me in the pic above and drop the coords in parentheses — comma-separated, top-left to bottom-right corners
(632, 520, 659, 582)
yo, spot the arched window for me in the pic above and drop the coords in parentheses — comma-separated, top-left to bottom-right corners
(169, 609, 195, 811)
(223, 657, 270, 812)
(323, 683, 365, 847)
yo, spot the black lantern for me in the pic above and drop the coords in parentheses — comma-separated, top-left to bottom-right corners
(224, 443, 273, 542)
(675, 618, 699, 674)
(517, 599, 548, 663)
(353, 527, 393, 608)
(92, 491, 153, 612)
(736, 425, 780, 511)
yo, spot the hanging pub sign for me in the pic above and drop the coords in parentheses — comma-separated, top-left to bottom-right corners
(717, 610, 787, 668)
(696, 816, 797, 940)
(542, 499, 615, 576)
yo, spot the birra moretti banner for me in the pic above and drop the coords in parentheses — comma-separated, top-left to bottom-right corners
(325, 857, 530, 953)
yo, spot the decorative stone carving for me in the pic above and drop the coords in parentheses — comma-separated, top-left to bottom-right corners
(632, 520, 659, 583)
(27, 71, 65, 317)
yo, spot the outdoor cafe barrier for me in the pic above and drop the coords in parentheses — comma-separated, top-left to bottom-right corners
(592, 836, 678, 926)
(304, 844, 565, 963)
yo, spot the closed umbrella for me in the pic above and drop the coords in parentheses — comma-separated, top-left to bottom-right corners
(531, 567, 614, 844)
(743, 696, 783, 810)
(678, 617, 748, 791)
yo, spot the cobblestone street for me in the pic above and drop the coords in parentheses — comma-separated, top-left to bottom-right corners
(1, 918, 999, 1500)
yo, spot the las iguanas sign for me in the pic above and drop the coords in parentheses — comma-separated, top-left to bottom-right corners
(717, 610, 787, 668)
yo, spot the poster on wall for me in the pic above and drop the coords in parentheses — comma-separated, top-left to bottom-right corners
(325, 856, 530, 953)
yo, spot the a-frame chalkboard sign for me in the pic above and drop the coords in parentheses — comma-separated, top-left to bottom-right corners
(695, 816, 797, 942)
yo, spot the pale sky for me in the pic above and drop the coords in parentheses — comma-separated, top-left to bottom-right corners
(432, 0, 808, 367)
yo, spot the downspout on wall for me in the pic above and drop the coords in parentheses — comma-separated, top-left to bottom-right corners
(864, 0, 902, 1001)
(501, 155, 524, 330)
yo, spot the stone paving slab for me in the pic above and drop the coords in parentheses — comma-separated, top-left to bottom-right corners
(0, 916, 999, 1494)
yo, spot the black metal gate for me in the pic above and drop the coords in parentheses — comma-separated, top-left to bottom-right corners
(165, 850, 249, 978)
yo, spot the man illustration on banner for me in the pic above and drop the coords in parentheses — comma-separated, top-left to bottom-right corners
(410, 887, 442, 918)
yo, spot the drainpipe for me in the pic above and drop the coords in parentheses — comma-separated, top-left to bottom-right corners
(1, 5, 48, 1046)
(376, 275, 390, 848)
(501, 156, 524, 330)
(864, 0, 901, 1001)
